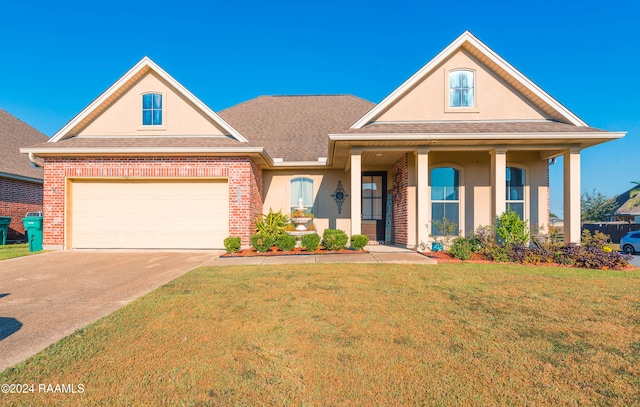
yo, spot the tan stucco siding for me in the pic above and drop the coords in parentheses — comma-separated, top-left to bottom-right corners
(78, 72, 228, 136)
(262, 170, 353, 237)
(377, 50, 550, 122)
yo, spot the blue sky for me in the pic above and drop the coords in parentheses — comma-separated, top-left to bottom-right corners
(1, 0, 637, 216)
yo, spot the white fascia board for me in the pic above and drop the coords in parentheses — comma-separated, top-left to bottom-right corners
(330, 131, 626, 141)
(49, 57, 248, 143)
(21, 146, 268, 157)
(351, 31, 588, 129)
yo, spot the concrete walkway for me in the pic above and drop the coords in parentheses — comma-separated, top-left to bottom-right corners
(207, 244, 437, 266)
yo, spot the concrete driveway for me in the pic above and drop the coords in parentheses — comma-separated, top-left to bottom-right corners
(0, 250, 219, 372)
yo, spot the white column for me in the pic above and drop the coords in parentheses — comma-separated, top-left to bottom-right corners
(564, 148, 581, 243)
(350, 151, 362, 236)
(416, 149, 430, 249)
(491, 149, 507, 221)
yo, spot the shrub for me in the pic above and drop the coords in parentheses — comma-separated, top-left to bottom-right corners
(275, 234, 297, 252)
(322, 229, 348, 251)
(255, 209, 289, 240)
(496, 209, 530, 246)
(449, 236, 473, 260)
(350, 234, 370, 251)
(250, 233, 275, 253)
(301, 233, 320, 252)
(223, 237, 241, 254)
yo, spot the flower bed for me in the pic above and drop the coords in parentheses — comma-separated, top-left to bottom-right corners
(220, 247, 367, 258)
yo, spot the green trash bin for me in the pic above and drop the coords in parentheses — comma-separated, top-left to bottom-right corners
(0, 216, 10, 245)
(22, 216, 43, 252)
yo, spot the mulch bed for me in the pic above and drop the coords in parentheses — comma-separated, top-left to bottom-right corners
(220, 247, 367, 258)
(422, 251, 494, 264)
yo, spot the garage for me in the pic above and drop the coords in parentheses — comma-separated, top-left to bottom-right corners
(69, 179, 229, 249)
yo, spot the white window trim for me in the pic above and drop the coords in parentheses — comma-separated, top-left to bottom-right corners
(506, 163, 529, 226)
(139, 92, 167, 131)
(444, 68, 479, 113)
(429, 164, 465, 237)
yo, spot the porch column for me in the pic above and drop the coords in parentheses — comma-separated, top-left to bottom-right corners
(563, 148, 581, 243)
(416, 149, 430, 249)
(491, 148, 507, 220)
(350, 150, 362, 236)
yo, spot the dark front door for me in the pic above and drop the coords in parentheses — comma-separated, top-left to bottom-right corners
(362, 172, 387, 242)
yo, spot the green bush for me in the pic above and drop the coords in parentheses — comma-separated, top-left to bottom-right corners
(322, 229, 348, 251)
(223, 237, 241, 254)
(448, 236, 473, 260)
(275, 234, 297, 252)
(350, 234, 370, 251)
(301, 233, 320, 251)
(255, 209, 289, 240)
(496, 209, 530, 246)
(250, 233, 275, 253)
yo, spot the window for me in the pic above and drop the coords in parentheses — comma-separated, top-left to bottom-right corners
(506, 167, 525, 219)
(362, 174, 384, 220)
(431, 167, 460, 236)
(290, 177, 314, 214)
(449, 70, 474, 108)
(142, 93, 163, 126)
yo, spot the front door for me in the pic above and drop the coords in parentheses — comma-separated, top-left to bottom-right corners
(361, 172, 387, 242)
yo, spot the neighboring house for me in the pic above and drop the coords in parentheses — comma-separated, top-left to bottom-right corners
(613, 186, 640, 223)
(21, 32, 624, 250)
(0, 109, 47, 241)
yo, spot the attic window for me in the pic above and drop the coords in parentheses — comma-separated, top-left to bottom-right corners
(142, 93, 163, 125)
(449, 70, 474, 108)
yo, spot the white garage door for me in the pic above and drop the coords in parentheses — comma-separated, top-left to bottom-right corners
(70, 180, 229, 249)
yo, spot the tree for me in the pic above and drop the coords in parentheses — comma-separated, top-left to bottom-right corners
(628, 181, 640, 209)
(581, 189, 616, 222)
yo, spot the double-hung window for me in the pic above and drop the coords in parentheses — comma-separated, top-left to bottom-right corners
(142, 93, 163, 126)
(506, 167, 525, 219)
(449, 70, 474, 108)
(431, 167, 460, 236)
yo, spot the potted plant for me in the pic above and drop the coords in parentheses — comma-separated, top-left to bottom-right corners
(430, 217, 458, 251)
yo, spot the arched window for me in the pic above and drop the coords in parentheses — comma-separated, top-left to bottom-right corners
(290, 177, 314, 214)
(142, 93, 163, 126)
(431, 167, 460, 236)
(506, 167, 525, 219)
(449, 70, 474, 108)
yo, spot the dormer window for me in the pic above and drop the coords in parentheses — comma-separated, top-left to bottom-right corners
(142, 93, 163, 126)
(449, 70, 474, 108)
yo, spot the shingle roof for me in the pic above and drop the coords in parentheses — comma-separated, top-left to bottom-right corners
(219, 95, 375, 161)
(0, 109, 48, 180)
(346, 121, 607, 135)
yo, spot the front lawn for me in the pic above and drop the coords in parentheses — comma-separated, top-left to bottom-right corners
(1, 263, 639, 405)
(0, 244, 39, 260)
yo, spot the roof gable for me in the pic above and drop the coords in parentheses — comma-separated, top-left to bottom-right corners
(49, 57, 247, 142)
(351, 31, 587, 128)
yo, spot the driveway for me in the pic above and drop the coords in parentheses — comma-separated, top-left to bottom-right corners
(629, 254, 640, 268)
(0, 250, 219, 371)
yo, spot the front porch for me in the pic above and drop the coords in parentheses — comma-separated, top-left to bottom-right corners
(347, 147, 582, 248)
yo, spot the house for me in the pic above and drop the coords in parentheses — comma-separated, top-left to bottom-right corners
(0, 109, 47, 242)
(21, 32, 624, 250)
(613, 185, 640, 223)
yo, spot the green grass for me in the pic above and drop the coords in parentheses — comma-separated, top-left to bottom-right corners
(2, 263, 639, 406)
(0, 243, 40, 260)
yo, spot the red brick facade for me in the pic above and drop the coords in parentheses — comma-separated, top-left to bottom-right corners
(0, 177, 43, 241)
(42, 156, 263, 248)
(392, 154, 408, 246)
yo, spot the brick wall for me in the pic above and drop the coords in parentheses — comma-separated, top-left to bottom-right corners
(0, 177, 43, 241)
(392, 154, 408, 246)
(43, 156, 263, 248)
